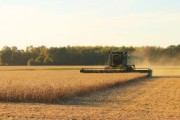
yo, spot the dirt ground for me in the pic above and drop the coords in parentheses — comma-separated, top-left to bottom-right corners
(0, 66, 179, 120)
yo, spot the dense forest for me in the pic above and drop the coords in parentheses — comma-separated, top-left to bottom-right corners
(0, 45, 179, 66)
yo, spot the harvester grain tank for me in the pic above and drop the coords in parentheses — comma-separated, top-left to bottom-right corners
(80, 52, 152, 77)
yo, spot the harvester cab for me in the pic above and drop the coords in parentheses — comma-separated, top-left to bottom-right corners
(107, 52, 135, 71)
(80, 51, 152, 78)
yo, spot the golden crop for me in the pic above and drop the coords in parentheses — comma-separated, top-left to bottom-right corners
(0, 70, 146, 103)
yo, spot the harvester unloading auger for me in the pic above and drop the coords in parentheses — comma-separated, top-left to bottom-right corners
(80, 51, 152, 77)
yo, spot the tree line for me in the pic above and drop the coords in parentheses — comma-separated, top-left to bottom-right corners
(0, 45, 179, 66)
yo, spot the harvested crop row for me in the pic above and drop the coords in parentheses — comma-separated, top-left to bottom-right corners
(0, 70, 147, 103)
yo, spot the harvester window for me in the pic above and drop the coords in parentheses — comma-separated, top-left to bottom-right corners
(113, 54, 123, 65)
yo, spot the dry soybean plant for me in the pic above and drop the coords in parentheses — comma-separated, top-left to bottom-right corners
(0, 70, 147, 103)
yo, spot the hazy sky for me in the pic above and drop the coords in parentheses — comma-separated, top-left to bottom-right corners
(0, 0, 180, 49)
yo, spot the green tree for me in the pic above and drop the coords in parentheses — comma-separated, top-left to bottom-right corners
(0, 46, 13, 65)
(35, 56, 44, 65)
(43, 57, 53, 65)
(27, 58, 36, 66)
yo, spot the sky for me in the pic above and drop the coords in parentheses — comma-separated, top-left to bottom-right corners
(0, 0, 180, 49)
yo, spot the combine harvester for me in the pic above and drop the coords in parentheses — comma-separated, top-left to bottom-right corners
(80, 51, 152, 78)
